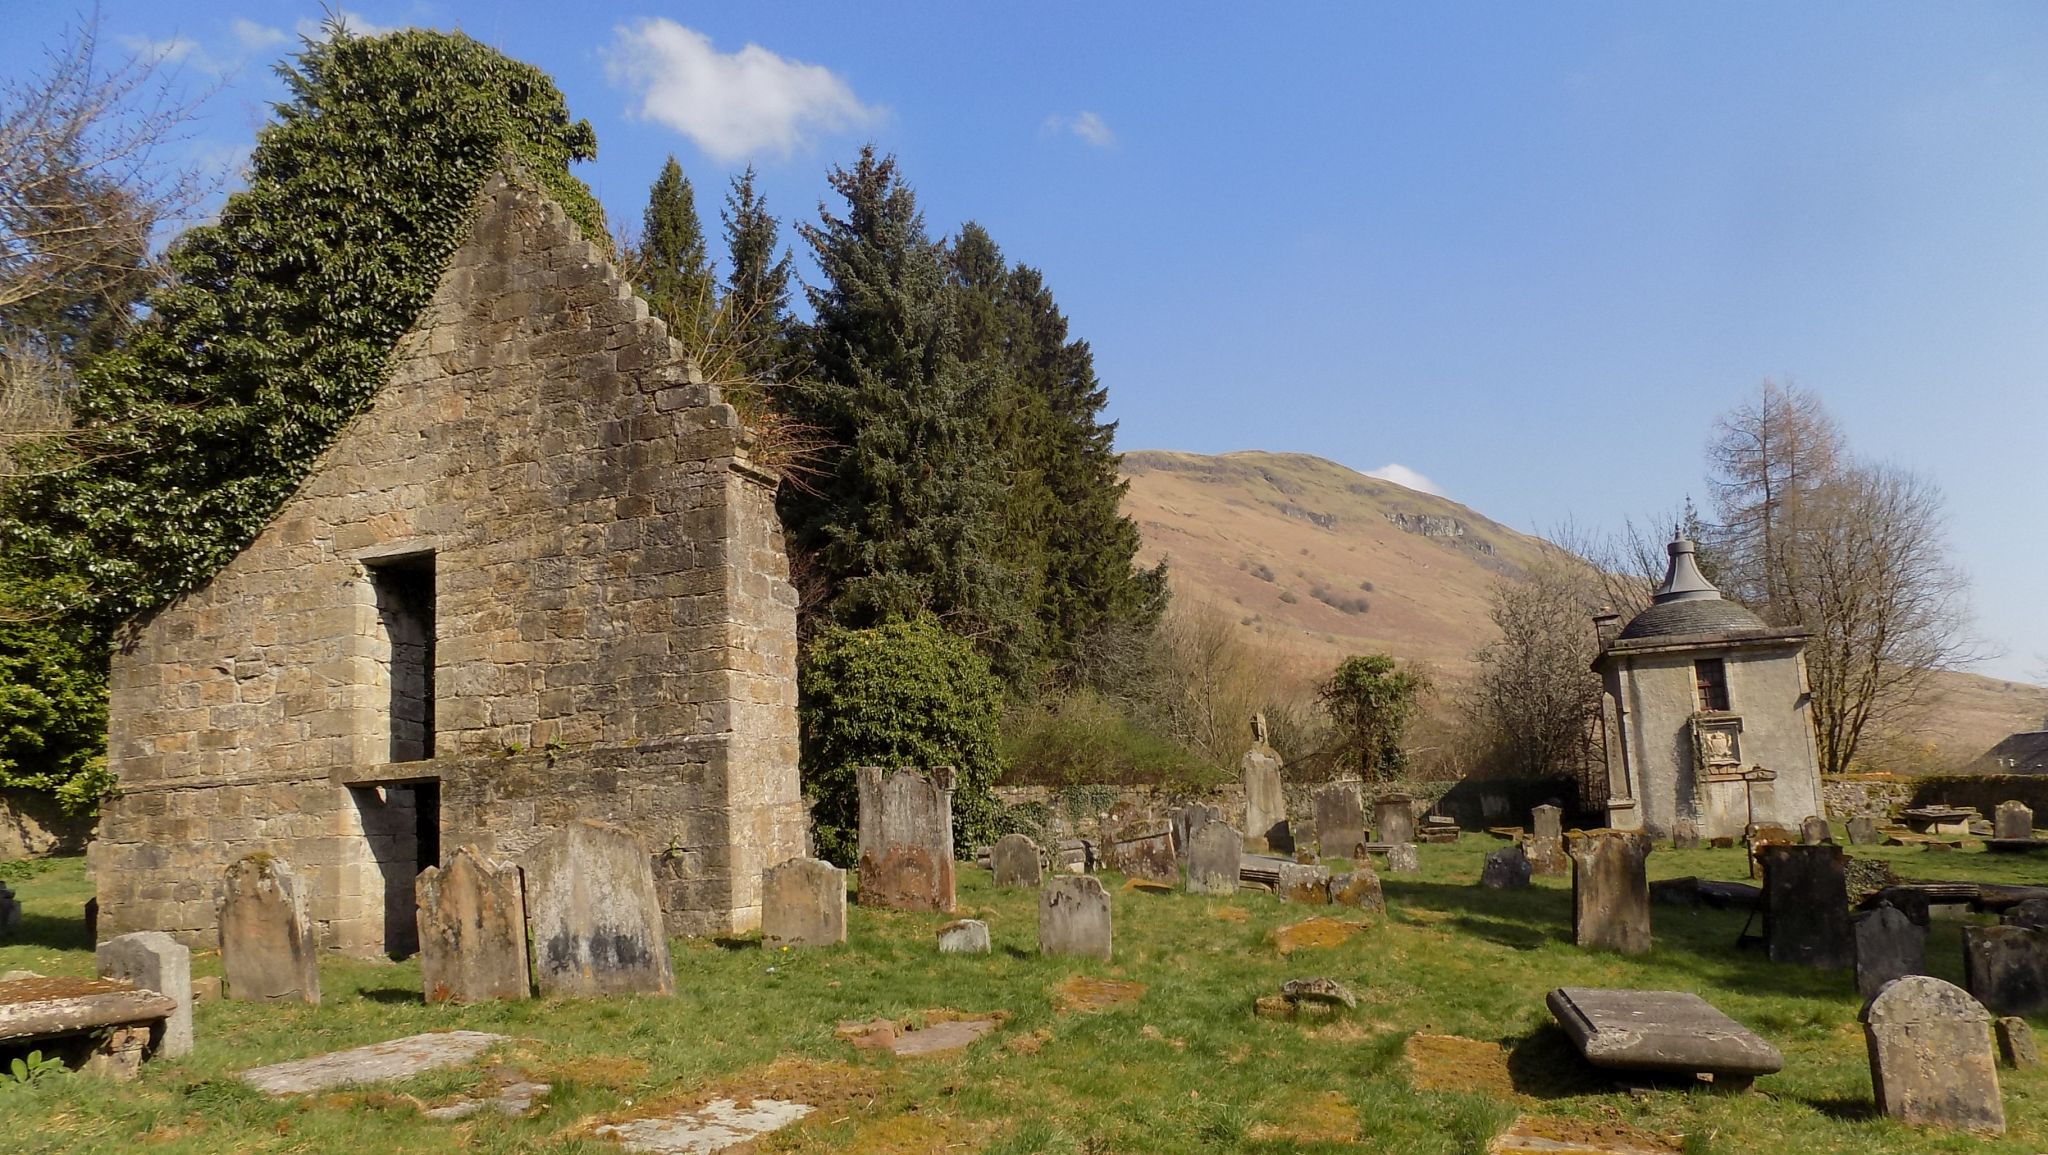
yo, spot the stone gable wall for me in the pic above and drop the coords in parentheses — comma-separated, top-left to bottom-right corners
(91, 170, 804, 951)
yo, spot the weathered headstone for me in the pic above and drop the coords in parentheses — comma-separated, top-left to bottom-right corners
(990, 833, 1042, 889)
(1671, 821, 1702, 850)
(1800, 815, 1833, 845)
(1963, 925, 2048, 1017)
(1996, 801, 2033, 842)
(856, 765, 956, 912)
(1480, 844, 1532, 889)
(1854, 905, 1927, 1001)
(1546, 987, 1783, 1089)
(937, 919, 990, 955)
(1846, 815, 1879, 846)
(95, 931, 193, 1058)
(1170, 803, 1223, 858)
(760, 857, 846, 949)
(218, 854, 321, 1005)
(1862, 975, 2005, 1134)
(2002, 898, 2048, 930)
(1242, 718, 1288, 852)
(1996, 1016, 2038, 1069)
(1314, 784, 1367, 859)
(520, 819, 674, 998)
(1385, 842, 1419, 874)
(1567, 832, 1652, 955)
(1328, 866, 1385, 913)
(1276, 862, 1332, 904)
(1760, 843, 1852, 968)
(1525, 837, 1568, 876)
(416, 846, 530, 1004)
(1375, 793, 1416, 847)
(1531, 805, 1563, 842)
(1184, 821, 1243, 896)
(1039, 876, 1112, 960)
(1106, 823, 1177, 883)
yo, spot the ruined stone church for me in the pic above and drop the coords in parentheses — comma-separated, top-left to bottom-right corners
(90, 168, 808, 954)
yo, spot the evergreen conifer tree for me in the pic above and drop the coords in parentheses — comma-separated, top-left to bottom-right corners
(720, 166, 794, 378)
(637, 155, 714, 349)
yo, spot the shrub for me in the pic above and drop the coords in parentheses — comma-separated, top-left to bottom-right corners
(1310, 586, 1370, 615)
(798, 618, 1004, 865)
(1001, 689, 1217, 790)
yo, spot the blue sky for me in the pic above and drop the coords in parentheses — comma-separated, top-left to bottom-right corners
(8, 3, 2046, 686)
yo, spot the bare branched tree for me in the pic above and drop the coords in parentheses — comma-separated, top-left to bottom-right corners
(1470, 544, 1605, 781)
(1707, 379, 1841, 621)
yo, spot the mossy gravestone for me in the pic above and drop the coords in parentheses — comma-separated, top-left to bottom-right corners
(1963, 925, 2048, 1017)
(1185, 822, 1243, 896)
(218, 855, 320, 1005)
(1568, 832, 1652, 955)
(1314, 784, 1366, 858)
(1040, 876, 1112, 960)
(991, 833, 1042, 889)
(521, 820, 674, 998)
(416, 847, 530, 1004)
(1863, 975, 2005, 1134)
(1854, 905, 1926, 1002)
(1481, 844, 1532, 889)
(760, 857, 846, 949)
(1760, 843, 1852, 969)
(1375, 793, 1416, 847)
(856, 766, 956, 913)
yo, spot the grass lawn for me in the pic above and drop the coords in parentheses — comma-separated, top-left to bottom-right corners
(1, 834, 2044, 1153)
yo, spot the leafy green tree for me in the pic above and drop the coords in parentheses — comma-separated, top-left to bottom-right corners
(719, 165, 794, 378)
(798, 617, 1004, 864)
(1319, 653, 1428, 782)
(637, 156, 714, 349)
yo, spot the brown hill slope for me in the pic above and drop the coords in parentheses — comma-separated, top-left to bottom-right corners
(1121, 449, 2048, 765)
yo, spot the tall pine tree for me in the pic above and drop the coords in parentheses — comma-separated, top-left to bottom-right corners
(720, 166, 794, 379)
(637, 156, 714, 350)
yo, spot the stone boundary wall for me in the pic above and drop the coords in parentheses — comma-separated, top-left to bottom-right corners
(1822, 775, 1917, 820)
(1909, 774, 2048, 820)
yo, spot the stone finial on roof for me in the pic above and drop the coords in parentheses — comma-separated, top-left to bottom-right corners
(1651, 537, 1720, 604)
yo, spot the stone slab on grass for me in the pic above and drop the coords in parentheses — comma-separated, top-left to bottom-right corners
(241, 1030, 507, 1096)
(1488, 1115, 1680, 1155)
(1546, 988, 1783, 1086)
(594, 1098, 814, 1154)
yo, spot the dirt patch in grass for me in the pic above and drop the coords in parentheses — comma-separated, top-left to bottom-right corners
(1005, 1028, 1054, 1055)
(1270, 916, 1364, 954)
(578, 1056, 879, 1135)
(1489, 1113, 1681, 1155)
(1406, 1033, 1521, 1099)
(1051, 976, 1146, 1013)
(836, 1010, 1006, 1058)
(1246, 1090, 1358, 1145)
(1209, 905, 1249, 923)
(533, 1051, 651, 1090)
(1122, 878, 1174, 895)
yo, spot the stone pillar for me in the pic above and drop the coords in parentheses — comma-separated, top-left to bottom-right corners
(1242, 744, 1286, 852)
(1375, 793, 1416, 847)
(1313, 784, 1366, 859)
(760, 857, 846, 949)
(1760, 843, 1852, 968)
(95, 931, 193, 1057)
(855, 766, 956, 912)
(1862, 975, 2005, 1134)
(1567, 831, 1651, 955)
(218, 855, 321, 1005)
(416, 846, 530, 1004)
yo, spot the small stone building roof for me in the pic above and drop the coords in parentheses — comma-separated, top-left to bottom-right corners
(1974, 732, 2048, 775)
(1617, 596, 1769, 640)
(1600, 537, 1803, 657)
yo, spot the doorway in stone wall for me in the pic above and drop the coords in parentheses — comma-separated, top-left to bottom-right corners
(350, 779, 440, 958)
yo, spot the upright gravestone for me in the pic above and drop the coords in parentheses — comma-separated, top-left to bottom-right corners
(1276, 862, 1332, 904)
(1385, 842, 1420, 874)
(1863, 975, 2005, 1134)
(1040, 876, 1112, 960)
(218, 854, 321, 1005)
(1800, 816, 1833, 845)
(1996, 801, 2033, 842)
(1242, 722, 1288, 853)
(1671, 821, 1702, 850)
(1375, 793, 1416, 847)
(1185, 821, 1243, 896)
(1846, 816, 1879, 846)
(1107, 823, 1178, 883)
(521, 819, 674, 998)
(1170, 804, 1223, 859)
(2003, 898, 2048, 930)
(991, 833, 1043, 889)
(1532, 805, 1563, 842)
(95, 931, 193, 1057)
(856, 766, 956, 912)
(1997, 1017, 2038, 1069)
(1963, 926, 2048, 1017)
(1854, 905, 1927, 1001)
(1568, 832, 1652, 955)
(1329, 866, 1385, 913)
(937, 919, 990, 955)
(416, 846, 531, 1004)
(1481, 844, 1532, 889)
(1526, 806, 1567, 875)
(1314, 784, 1367, 859)
(1760, 843, 1852, 968)
(0, 881, 19, 938)
(761, 857, 847, 949)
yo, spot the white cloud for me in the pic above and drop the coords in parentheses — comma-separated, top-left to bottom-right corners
(295, 10, 402, 39)
(604, 19, 880, 162)
(118, 34, 201, 65)
(1362, 463, 1447, 498)
(231, 19, 291, 52)
(1043, 110, 1117, 148)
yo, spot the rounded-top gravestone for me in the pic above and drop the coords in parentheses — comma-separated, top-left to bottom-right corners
(1039, 876, 1112, 960)
(1862, 975, 2005, 1134)
(991, 833, 1042, 889)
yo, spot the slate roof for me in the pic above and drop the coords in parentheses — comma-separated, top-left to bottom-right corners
(1976, 732, 2048, 775)
(1617, 597, 1770, 641)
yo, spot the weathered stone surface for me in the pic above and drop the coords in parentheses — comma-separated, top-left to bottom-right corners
(760, 857, 846, 949)
(1854, 906, 1927, 1001)
(1106, 823, 1177, 883)
(1862, 975, 2005, 1134)
(94, 931, 192, 1058)
(1170, 803, 1223, 858)
(1671, 821, 1701, 850)
(1800, 815, 1833, 845)
(1547, 987, 1783, 1083)
(1481, 845, 1531, 890)
(422, 1078, 552, 1121)
(1385, 842, 1420, 874)
(990, 833, 1042, 889)
(1531, 805, 1563, 842)
(856, 766, 956, 913)
(1997, 1016, 2037, 1069)
(595, 1097, 815, 1153)
(1568, 832, 1652, 955)
(218, 855, 320, 1005)
(2002, 897, 2048, 930)
(1185, 821, 1243, 896)
(0, 977, 177, 1076)
(520, 820, 673, 998)
(1996, 800, 2033, 842)
(1039, 876, 1111, 960)
(416, 847, 529, 1004)
(241, 1030, 507, 1096)
(0, 881, 18, 938)
(1328, 867, 1385, 913)
(1242, 739, 1287, 851)
(1526, 837, 1568, 876)
(1281, 976, 1357, 1009)
(1314, 784, 1367, 858)
(1846, 815, 1880, 845)
(937, 919, 990, 955)
(1375, 793, 1416, 846)
(1963, 925, 2048, 1017)
(1276, 862, 1332, 904)
(1760, 843, 1852, 968)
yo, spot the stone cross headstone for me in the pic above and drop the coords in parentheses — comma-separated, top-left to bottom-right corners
(991, 833, 1042, 889)
(1039, 876, 1112, 960)
(1760, 843, 1852, 968)
(761, 857, 847, 949)
(1862, 975, 2005, 1134)
(1385, 842, 1420, 874)
(1184, 821, 1243, 896)
(1531, 805, 1563, 842)
(1276, 862, 1332, 904)
(937, 919, 990, 955)
(1481, 844, 1532, 889)
(1963, 925, 2048, 1017)
(1375, 793, 1416, 847)
(1800, 815, 1832, 845)
(1996, 801, 2033, 842)
(1329, 867, 1385, 912)
(1846, 815, 1879, 846)
(1314, 784, 1367, 859)
(520, 819, 675, 998)
(416, 846, 531, 1003)
(1854, 905, 1927, 1001)
(218, 854, 321, 1005)
(95, 931, 193, 1057)
(1242, 736, 1288, 853)
(1567, 832, 1652, 955)
(856, 765, 956, 912)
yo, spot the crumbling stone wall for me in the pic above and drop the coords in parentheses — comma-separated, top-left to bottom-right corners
(91, 169, 805, 951)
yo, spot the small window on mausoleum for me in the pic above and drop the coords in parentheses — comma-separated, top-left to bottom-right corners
(1694, 658, 1730, 713)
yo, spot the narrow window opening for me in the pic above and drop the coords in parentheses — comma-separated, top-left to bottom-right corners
(368, 553, 435, 762)
(1694, 658, 1731, 713)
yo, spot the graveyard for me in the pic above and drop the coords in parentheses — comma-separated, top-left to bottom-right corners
(3, 828, 2045, 1154)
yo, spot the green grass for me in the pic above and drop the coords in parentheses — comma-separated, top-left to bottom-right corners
(1, 836, 2044, 1153)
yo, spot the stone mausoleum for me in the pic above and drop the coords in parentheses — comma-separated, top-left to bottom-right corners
(1592, 538, 1823, 840)
(90, 167, 808, 954)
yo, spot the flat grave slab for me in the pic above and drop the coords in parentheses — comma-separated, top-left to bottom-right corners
(594, 1098, 814, 1154)
(240, 1030, 507, 1095)
(0, 976, 176, 1079)
(1546, 987, 1782, 1088)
